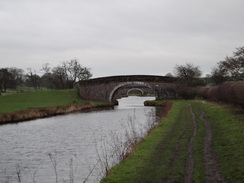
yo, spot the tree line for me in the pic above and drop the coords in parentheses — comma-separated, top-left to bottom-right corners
(0, 58, 92, 93)
(171, 46, 243, 86)
(0, 46, 243, 93)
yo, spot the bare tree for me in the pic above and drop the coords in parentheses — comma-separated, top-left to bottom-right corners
(0, 68, 17, 92)
(219, 46, 244, 80)
(174, 63, 202, 80)
(52, 66, 67, 89)
(26, 68, 41, 91)
(42, 59, 92, 89)
(8, 67, 25, 86)
(210, 46, 244, 84)
(41, 63, 64, 89)
(61, 59, 92, 88)
(210, 66, 228, 85)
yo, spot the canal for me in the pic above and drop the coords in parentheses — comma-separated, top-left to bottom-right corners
(0, 96, 158, 183)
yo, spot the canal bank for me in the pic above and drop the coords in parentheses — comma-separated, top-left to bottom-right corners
(0, 89, 113, 125)
(0, 102, 113, 125)
(101, 100, 244, 183)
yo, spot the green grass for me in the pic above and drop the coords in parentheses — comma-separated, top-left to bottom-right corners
(102, 101, 194, 182)
(199, 102, 244, 183)
(101, 100, 244, 183)
(1, 87, 49, 96)
(0, 89, 86, 114)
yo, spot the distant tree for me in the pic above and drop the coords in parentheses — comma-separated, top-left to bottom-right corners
(174, 63, 202, 79)
(210, 46, 244, 84)
(174, 63, 202, 86)
(219, 46, 244, 80)
(210, 66, 228, 85)
(42, 59, 92, 89)
(0, 68, 18, 92)
(8, 67, 25, 86)
(61, 59, 92, 88)
(52, 66, 67, 89)
(41, 73, 56, 89)
(165, 73, 174, 77)
(41, 63, 61, 89)
(26, 68, 42, 90)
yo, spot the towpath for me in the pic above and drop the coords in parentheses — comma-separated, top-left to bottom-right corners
(102, 101, 230, 183)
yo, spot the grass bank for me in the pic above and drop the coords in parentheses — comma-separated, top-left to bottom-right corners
(101, 100, 244, 183)
(0, 89, 112, 124)
(0, 89, 86, 113)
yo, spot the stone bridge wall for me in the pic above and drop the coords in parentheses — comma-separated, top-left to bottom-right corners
(78, 75, 181, 102)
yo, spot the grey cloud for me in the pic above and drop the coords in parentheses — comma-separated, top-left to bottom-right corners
(0, 0, 244, 77)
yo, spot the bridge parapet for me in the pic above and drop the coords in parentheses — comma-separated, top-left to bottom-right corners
(79, 75, 180, 85)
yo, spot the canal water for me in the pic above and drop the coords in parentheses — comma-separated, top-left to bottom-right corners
(0, 96, 157, 183)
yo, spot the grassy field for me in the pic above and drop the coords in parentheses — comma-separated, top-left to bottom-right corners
(0, 89, 86, 114)
(101, 100, 244, 183)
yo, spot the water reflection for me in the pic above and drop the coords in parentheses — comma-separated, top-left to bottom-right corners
(0, 96, 157, 183)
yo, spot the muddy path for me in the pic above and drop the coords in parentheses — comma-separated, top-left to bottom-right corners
(183, 104, 226, 183)
(133, 102, 227, 183)
(200, 111, 226, 183)
(184, 104, 226, 183)
(184, 105, 198, 183)
(101, 101, 237, 183)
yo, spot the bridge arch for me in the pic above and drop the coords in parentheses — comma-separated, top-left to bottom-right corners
(126, 88, 144, 96)
(109, 81, 157, 102)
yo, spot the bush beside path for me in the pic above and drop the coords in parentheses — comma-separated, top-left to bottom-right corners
(102, 100, 244, 183)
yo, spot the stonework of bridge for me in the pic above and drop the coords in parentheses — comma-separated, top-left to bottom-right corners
(78, 75, 181, 103)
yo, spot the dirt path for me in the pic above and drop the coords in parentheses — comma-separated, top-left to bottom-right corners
(184, 104, 226, 183)
(156, 103, 226, 183)
(184, 105, 198, 183)
(102, 101, 229, 183)
(200, 112, 226, 183)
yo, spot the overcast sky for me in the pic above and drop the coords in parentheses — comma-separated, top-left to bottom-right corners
(1, 0, 244, 78)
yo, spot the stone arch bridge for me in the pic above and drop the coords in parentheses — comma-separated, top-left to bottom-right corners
(78, 75, 181, 103)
